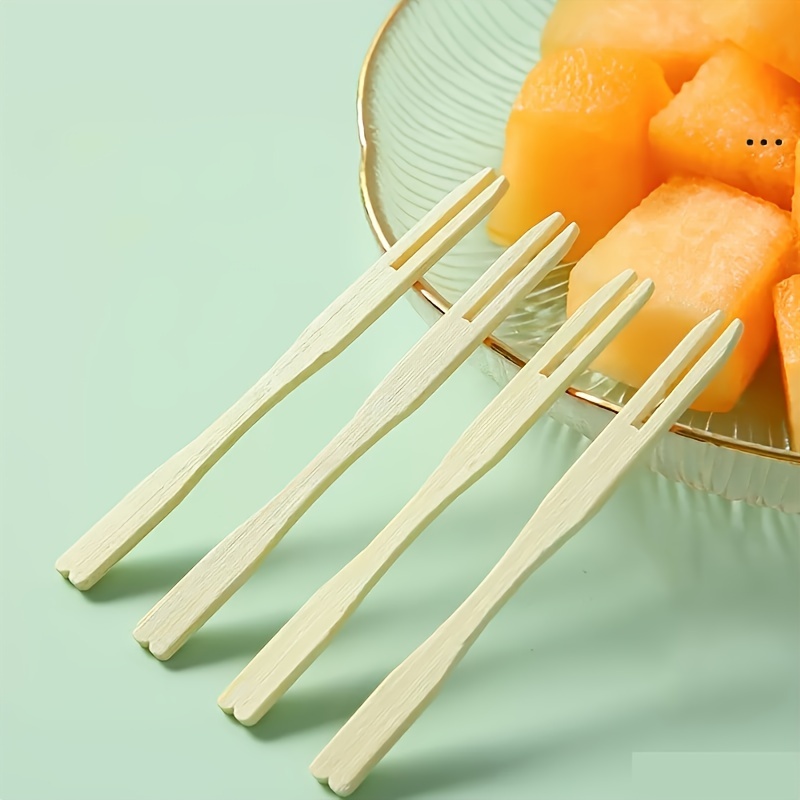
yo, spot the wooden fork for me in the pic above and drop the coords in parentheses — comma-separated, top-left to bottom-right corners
(133, 214, 576, 660)
(55, 168, 506, 590)
(311, 312, 743, 797)
(218, 270, 655, 725)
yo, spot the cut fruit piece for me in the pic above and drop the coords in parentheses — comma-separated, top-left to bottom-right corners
(649, 43, 800, 210)
(774, 274, 800, 451)
(541, 0, 721, 91)
(488, 47, 672, 261)
(567, 177, 796, 413)
(794, 141, 800, 238)
(700, 0, 800, 84)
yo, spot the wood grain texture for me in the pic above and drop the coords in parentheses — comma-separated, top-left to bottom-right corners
(133, 215, 574, 660)
(55, 168, 505, 590)
(218, 271, 655, 725)
(311, 316, 743, 797)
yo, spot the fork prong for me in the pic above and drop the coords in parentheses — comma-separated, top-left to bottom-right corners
(461, 221, 578, 327)
(530, 269, 639, 376)
(617, 310, 726, 427)
(395, 175, 508, 283)
(541, 278, 656, 386)
(638, 319, 743, 439)
(452, 212, 565, 322)
(387, 168, 503, 270)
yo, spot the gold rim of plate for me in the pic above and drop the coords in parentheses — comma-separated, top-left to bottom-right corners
(356, 0, 799, 466)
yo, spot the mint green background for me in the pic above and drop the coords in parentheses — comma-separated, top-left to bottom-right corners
(1, 2, 799, 799)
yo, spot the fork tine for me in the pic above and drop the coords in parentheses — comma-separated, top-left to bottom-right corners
(530, 269, 638, 375)
(638, 319, 743, 439)
(453, 212, 565, 321)
(457, 219, 576, 324)
(393, 174, 509, 282)
(541, 278, 655, 382)
(387, 168, 500, 270)
(616, 310, 726, 427)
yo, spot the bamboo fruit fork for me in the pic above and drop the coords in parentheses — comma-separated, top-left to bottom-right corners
(312, 313, 743, 797)
(133, 213, 576, 660)
(55, 168, 505, 590)
(218, 269, 655, 725)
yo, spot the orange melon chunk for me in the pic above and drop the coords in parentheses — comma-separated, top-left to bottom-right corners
(488, 47, 672, 261)
(700, 0, 800, 84)
(794, 141, 800, 238)
(541, 0, 720, 91)
(649, 43, 800, 210)
(567, 177, 796, 413)
(774, 275, 800, 451)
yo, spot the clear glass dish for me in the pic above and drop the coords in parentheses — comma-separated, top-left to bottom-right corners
(357, 0, 799, 513)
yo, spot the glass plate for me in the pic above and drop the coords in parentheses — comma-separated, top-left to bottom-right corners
(358, 0, 800, 513)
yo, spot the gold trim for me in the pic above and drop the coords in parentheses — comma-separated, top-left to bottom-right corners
(356, 1, 800, 466)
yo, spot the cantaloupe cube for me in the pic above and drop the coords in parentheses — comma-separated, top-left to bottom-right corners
(541, 0, 720, 91)
(567, 177, 796, 412)
(774, 275, 800, 451)
(794, 141, 800, 238)
(649, 43, 800, 210)
(700, 0, 800, 84)
(488, 47, 672, 261)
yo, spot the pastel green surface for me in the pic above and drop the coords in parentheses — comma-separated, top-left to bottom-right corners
(0, 2, 798, 799)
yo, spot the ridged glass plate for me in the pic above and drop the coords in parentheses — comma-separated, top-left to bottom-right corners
(358, 0, 800, 513)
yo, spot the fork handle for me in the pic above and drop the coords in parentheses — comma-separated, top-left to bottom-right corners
(54, 266, 402, 591)
(132, 431, 359, 661)
(54, 377, 289, 591)
(310, 540, 549, 797)
(134, 318, 476, 659)
(216, 368, 556, 722)
(218, 550, 379, 723)
(312, 425, 644, 796)
(135, 498, 291, 659)
(218, 447, 496, 725)
(214, 428, 480, 720)
(310, 611, 472, 797)
(215, 465, 463, 725)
